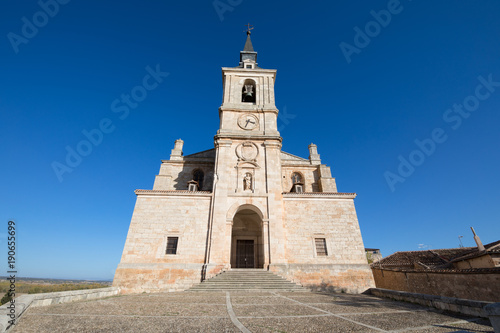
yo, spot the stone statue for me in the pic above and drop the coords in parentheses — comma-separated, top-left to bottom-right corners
(244, 173, 252, 191)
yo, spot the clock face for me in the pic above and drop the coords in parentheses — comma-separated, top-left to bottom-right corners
(237, 114, 259, 130)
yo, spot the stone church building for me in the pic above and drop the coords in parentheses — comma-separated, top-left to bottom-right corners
(113, 32, 375, 293)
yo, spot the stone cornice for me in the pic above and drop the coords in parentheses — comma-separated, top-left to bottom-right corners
(282, 192, 357, 199)
(160, 159, 215, 164)
(136, 190, 354, 199)
(222, 67, 277, 75)
(214, 134, 282, 142)
(263, 141, 283, 149)
(214, 139, 233, 148)
(228, 193, 268, 198)
(281, 162, 316, 167)
(219, 106, 279, 114)
(135, 190, 212, 197)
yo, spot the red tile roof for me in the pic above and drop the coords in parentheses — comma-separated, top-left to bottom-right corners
(373, 247, 476, 269)
(373, 240, 500, 270)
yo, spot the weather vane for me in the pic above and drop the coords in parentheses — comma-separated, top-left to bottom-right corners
(245, 23, 254, 35)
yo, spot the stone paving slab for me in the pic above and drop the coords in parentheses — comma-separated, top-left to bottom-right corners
(344, 310, 474, 331)
(230, 296, 298, 305)
(233, 304, 324, 317)
(218, 290, 275, 296)
(28, 298, 228, 317)
(239, 316, 374, 333)
(312, 303, 427, 314)
(12, 316, 238, 333)
(166, 292, 227, 297)
(282, 294, 382, 304)
(11, 291, 494, 333)
(397, 319, 495, 333)
(110, 294, 227, 304)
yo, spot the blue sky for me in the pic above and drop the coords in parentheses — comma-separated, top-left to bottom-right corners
(1, 0, 499, 280)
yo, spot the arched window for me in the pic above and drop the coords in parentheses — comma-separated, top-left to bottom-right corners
(192, 169, 204, 190)
(291, 172, 303, 184)
(291, 172, 304, 193)
(242, 79, 256, 103)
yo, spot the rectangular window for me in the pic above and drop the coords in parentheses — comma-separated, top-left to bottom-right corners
(166, 237, 179, 255)
(315, 238, 328, 256)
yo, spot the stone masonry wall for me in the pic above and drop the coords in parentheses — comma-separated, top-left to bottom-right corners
(278, 197, 375, 293)
(271, 264, 375, 294)
(283, 198, 367, 264)
(372, 268, 500, 302)
(281, 166, 320, 193)
(113, 193, 212, 293)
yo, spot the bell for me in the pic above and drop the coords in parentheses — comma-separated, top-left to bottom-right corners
(243, 85, 253, 101)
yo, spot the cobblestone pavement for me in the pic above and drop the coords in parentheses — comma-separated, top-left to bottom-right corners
(11, 291, 494, 332)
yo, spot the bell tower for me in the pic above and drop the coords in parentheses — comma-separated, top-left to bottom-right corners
(217, 29, 279, 138)
(206, 28, 287, 270)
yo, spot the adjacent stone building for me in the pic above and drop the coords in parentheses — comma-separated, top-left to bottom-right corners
(365, 248, 383, 263)
(113, 32, 375, 294)
(371, 239, 500, 302)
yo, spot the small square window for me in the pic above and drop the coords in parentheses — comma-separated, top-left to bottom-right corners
(246, 65, 252, 69)
(166, 237, 179, 255)
(315, 238, 328, 256)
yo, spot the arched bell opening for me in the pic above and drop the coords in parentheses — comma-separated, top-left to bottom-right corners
(230, 208, 264, 268)
(290, 172, 305, 193)
(241, 79, 256, 104)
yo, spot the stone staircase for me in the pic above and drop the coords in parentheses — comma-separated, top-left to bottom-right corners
(188, 269, 307, 291)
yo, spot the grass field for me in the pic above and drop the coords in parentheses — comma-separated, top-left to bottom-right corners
(0, 277, 112, 300)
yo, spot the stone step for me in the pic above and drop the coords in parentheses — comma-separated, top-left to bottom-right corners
(205, 279, 292, 282)
(205, 279, 291, 283)
(186, 288, 302, 293)
(213, 274, 282, 279)
(211, 272, 277, 276)
(193, 283, 300, 286)
(189, 286, 305, 291)
(187, 269, 308, 292)
(192, 285, 303, 288)
(211, 276, 284, 279)
(211, 276, 286, 278)
(212, 276, 287, 281)
(210, 273, 282, 279)
(191, 285, 303, 290)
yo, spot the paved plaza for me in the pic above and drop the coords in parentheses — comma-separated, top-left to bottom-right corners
(12, 291, 494, 332)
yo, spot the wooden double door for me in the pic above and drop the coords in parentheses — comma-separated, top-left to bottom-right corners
(236, 240, 255, 268)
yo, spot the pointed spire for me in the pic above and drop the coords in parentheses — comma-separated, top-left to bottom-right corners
(239, 24, 257, 68)
(243, 31, 254, 52)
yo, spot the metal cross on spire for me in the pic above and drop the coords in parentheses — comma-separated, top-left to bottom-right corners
(245, 23, 254, 35)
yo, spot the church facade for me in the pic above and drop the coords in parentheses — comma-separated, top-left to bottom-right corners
(113, 33, 375, 293)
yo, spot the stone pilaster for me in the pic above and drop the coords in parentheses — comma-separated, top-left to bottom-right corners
(264, 140, 287, 264)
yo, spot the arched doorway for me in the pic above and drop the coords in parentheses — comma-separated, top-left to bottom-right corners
(231, 208, 264, 268)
